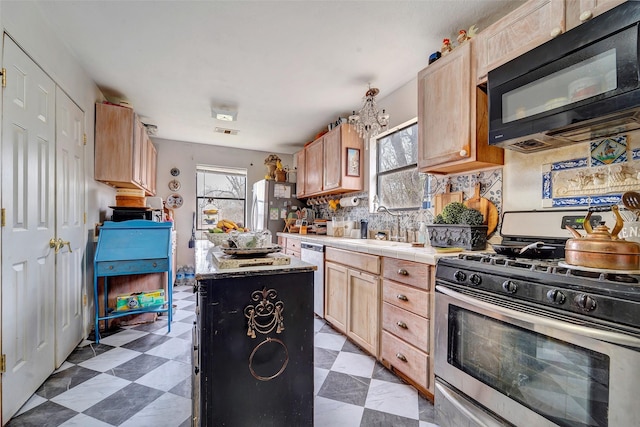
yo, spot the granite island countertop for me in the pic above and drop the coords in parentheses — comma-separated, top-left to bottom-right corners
(195, 239, 316, 280)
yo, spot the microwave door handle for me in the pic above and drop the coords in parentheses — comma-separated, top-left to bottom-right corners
(436, 285, 640, 350)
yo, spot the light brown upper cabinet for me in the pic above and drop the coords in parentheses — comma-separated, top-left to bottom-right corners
(474, 0, 566, 84)
(95, 102, 157, 195)
(294, 149, 306, 198)
(565, 0, 626, 31)
(417, 41, 503, 174)
(299, 123, 363, 197)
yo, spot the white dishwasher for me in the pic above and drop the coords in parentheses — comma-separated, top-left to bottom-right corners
(300, 242, 325, 318)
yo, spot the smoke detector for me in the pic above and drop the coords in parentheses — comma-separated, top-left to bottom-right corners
(215, 127, 239, 135)
(211, 107, 238, 122)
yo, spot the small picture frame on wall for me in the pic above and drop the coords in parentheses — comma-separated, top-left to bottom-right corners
(346, 148, 360, 177)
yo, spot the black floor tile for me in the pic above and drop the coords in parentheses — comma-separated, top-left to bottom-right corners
(317, 371, 371, 407)
(121, 333, 173, 352)
(35, 365, 101, 399)
(131, 318, 169, 333)
(372, 362, 404, 384)
(341, 339, 368, 355)
(83, 383, 164, 425)
(319, 323, 341, 335)
(360, 408, 419, 427)
(107, 354, 170, 381)
(419, 394, 436, 422)
(6, 401, 77, 427)
(176, 329, 193, 341)
(314, 347, 339, 370)
(169, 377, 192, 399)
(64, 343, 114, 364)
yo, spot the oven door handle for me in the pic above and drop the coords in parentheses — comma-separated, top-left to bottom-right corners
(436, 285, 640, 350)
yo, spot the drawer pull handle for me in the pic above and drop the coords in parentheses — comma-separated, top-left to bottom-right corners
(153, 262, 157, 267)
(396, 294, 408, 301)
(398, 268, 409, 276)
(396, 321, 408, 329)
(396, 353, 407, 362)
(109, 265, 114, 270)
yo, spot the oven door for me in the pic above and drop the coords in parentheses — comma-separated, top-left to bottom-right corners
(435, 285, 640, 427)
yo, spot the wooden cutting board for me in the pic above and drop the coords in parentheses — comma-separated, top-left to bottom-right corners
(434, 183, 464, 216)
(464, 183, 499, 235)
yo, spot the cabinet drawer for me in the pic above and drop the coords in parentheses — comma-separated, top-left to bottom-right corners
(286, 238, 301, 251)
(382, 279, 430, 318)
(383, 258, 430, 290)
(381, 330, 429, 390)
(96, 259, 169, 276)
(326, 247, 380, 275)
(382, 302, 429, 352)
(285, 249, 300, 259)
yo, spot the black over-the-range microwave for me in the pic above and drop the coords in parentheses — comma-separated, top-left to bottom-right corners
(488, 2, 640, 153)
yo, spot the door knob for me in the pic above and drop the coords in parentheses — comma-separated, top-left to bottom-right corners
(49, 237, 72, 254)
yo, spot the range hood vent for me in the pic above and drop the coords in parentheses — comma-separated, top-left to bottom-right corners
(214, 127, 239, 135)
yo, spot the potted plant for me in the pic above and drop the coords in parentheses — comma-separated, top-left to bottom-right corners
(427, 202, 487, 250)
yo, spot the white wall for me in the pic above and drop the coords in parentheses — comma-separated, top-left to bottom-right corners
(153, 137, 294, 266)
(1, 1, 114, 334)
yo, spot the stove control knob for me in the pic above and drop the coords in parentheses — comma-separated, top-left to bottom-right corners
(469, 273, 482, 286)
(575, 294, 597, 312)
(454, 271, 467, 282)
(546, 289, 566, 305)
(502, 280, 517, 294)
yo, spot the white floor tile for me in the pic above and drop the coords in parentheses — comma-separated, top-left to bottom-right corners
(330, 351, 375, 378)
(135, 360, 191, 391)
(79, 347, 141, 372)
(51, 373, 130, 412)
(145, 337, 191, 360)
(171, 309, 193, 322)
(53, 361, 75, 374)
(314, 396, 364, 427)
(151, 320, 192, 338)
(15, 393, 47, 416)
(98, 329, 149, 347)
(173, 298, 194, 309)
(365, 378, 419, 420)
(314, 367, 330, 395)
(314, 318, 325, 332)
(314, 331, 346, 351)
(119, 392, 191, 427)
(58, 413, 114, 427)
(420, 422, 441, 427)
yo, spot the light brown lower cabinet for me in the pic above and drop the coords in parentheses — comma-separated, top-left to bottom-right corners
(324, 247, 380, 357)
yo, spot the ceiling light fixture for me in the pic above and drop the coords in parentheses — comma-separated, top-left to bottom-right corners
(211, 107, 238, 122)
(348, 85, 390, 140)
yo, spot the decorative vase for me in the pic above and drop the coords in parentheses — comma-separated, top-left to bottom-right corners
(275, 170, 287, 182)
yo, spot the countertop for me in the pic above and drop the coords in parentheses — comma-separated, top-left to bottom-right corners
(277, 232, 472, 265)
(195, 239, 316, 280)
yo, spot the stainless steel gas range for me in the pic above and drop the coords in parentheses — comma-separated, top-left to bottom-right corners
(434, 210, 640, 427)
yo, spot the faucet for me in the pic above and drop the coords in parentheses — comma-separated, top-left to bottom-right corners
(376, 205, 404, 242)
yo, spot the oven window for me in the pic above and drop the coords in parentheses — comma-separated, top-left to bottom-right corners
(448, 307, 610, 427)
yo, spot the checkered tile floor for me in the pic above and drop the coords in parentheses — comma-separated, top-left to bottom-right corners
(8, 285, 438, 427)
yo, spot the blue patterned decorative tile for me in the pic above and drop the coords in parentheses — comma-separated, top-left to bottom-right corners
(633, 149, 640, 161)
(551, 194, 622, 207)
(551, 158, 588, 171)
(542, 172, 552, 199)
(590, 136, 627, 166)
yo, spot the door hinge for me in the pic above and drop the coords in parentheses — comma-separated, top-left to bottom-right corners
(84, 212, 87, 225)
(1, 354, 6, 374)
(83, 295, 87, 306)
(1, 68, 6, 88)
(83, 133, 87, 146)
(1, 208, 5, 227)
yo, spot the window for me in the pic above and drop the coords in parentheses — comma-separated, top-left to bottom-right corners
(370, 118, 425, 211)
(196, 165, 247, 231)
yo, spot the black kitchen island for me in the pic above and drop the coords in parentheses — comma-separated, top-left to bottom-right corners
(193, 241, 315, 426)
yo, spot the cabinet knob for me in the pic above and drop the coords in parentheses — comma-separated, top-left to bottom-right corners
(579, 10, 593, 22)
(153, 262, 157, 267)
(459, 149, 468, 157)
(396, 353, 407, 362)
(396, 294, 408, 301)
(397, 268, 409, 276)
(550, 26, 563, 37)
(396, 321, 408, 329)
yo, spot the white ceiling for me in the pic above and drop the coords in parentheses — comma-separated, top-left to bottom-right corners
(35, 0, 524, 154)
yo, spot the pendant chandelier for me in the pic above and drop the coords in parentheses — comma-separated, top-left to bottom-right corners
(348, 85, 390, 140)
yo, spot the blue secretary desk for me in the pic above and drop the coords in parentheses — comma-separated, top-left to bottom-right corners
(94, 220, 173, 343)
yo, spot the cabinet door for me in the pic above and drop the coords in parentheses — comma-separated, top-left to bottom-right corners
(565, 0, 625, 30)
(133, 117, 145, 187)
(418, 42, 472, 170)
(475, 0, 566, 83)
(95, 103, 137, 187)
(305, 137, 323, 195)
(323, 127, 341, 190)
(146, 139, 157, 195)
(347, 268, 379, 357)
(324, 261, 348, 333)
(294, 149, 306, 197)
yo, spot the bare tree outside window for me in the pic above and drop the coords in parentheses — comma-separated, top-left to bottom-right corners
(196, 166, 247, 231)
(376, 120, 425, 210)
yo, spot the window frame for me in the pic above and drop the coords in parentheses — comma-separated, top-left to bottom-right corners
(196, 165, 247, 231)
(368, 117, 422, 212)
